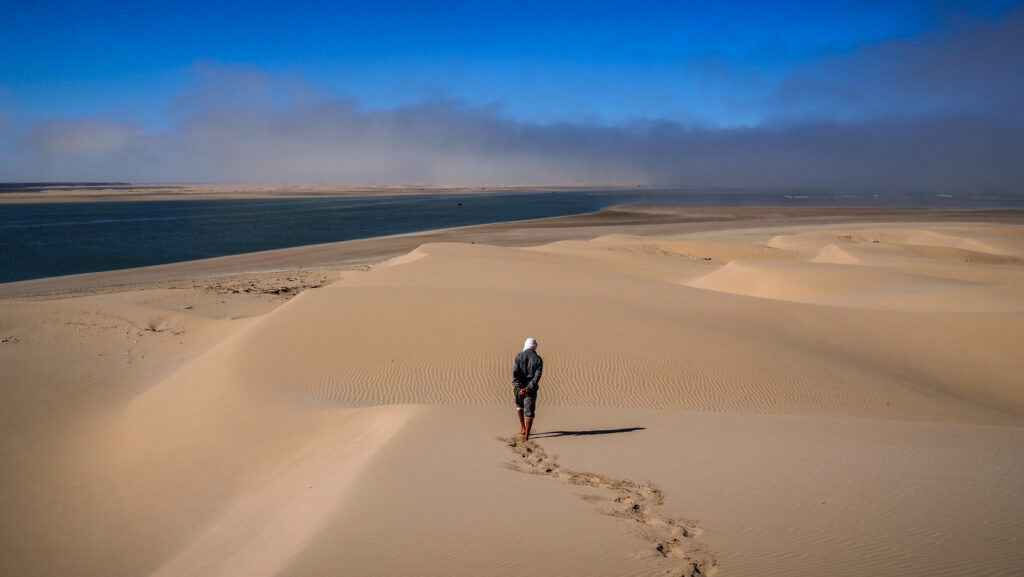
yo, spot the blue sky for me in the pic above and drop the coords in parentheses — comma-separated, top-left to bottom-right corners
(1, 1, 1022, 186)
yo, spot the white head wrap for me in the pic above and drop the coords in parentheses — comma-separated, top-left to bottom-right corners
(523, 338, 538, 350)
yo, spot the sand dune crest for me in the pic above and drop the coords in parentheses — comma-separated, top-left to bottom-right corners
(148, 406, 414, 577)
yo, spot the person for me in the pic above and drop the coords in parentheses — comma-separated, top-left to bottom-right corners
(513, 337, 543, 441)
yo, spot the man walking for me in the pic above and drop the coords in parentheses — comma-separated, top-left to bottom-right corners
(513, 337, 543, 441)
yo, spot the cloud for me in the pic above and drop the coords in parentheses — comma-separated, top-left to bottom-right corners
(1, 8, 1022, 190)
(7, 101, 1017, 191)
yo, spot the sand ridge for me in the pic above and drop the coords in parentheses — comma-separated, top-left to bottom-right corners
(147, 406, 415, 577)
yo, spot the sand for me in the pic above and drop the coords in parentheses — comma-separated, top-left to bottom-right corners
(2, 207, 1023, 576)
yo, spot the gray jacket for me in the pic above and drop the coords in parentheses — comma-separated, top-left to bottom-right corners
(513, 349, 543, 392)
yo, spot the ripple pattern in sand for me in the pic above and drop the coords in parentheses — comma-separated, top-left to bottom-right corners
(291, 344, 982, 423)
(298, 354, 509, 407)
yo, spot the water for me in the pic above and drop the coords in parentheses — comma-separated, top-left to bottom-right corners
(1, 188, 1022, 283)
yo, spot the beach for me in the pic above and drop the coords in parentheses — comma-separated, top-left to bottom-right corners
(2, 205, 1023, 577)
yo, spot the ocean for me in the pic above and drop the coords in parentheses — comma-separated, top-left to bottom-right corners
(1, 188, 1021, 284)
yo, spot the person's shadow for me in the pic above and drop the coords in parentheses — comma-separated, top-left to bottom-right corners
(531, 427, 645, 439)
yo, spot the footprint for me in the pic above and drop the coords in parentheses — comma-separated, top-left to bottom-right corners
(502, 437, 716, 576)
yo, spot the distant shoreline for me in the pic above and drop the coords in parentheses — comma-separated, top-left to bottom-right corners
(3, 183, 1020, 205)
(0, 182, 133, 190)
(0, 183, 648, 204)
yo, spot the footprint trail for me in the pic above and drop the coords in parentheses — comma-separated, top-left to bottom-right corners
(503, 437, 717, 576)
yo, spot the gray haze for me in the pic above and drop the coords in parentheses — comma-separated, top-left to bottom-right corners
(2, 8, 1022, 190)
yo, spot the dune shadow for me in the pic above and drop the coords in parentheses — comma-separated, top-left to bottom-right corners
(531, 427, 645, 439)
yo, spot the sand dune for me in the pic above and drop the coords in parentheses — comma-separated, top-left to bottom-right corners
(690, 224, 1024, 312)
(691, 259, 986, 308)
(2, 214, 1023, 577)
(181, 236, 1020, 423)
